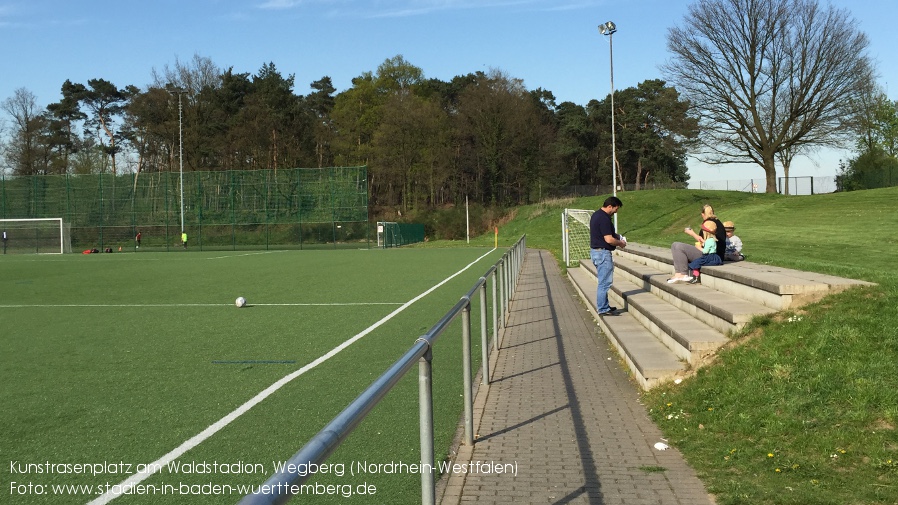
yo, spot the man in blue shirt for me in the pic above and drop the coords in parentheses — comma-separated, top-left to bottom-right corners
(589, 196, 627, 316)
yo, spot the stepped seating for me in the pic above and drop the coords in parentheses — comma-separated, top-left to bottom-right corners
(567, 242, 875, 390)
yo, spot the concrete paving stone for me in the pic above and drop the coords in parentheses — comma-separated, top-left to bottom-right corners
(438, 249, 714, 505)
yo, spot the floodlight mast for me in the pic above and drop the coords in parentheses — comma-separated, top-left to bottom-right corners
(169, 87, 188, 235)
(598, 21, 618, 230)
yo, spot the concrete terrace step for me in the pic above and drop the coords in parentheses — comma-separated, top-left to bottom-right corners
(593, 256, 777, 334)
(608, 276, 728, 364)
(568, 267, 686, 389)
(577, 259, 731, 362)
(618, 243, 875, 310)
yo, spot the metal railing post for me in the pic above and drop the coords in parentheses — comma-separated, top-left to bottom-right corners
(419, 345, 435, 505)
(479, 280, 489, 385)
(504, 255, 511, 321)
(462, 302, 474, 446)
(499, 259, 507, 326)
(491, 269, 499, 351)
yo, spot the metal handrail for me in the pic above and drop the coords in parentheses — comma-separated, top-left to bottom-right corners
(239, 235, 527, 505)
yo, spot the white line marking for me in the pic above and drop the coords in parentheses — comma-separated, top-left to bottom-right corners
(206, 250, 290, 259)
(88, 247, 496, 504)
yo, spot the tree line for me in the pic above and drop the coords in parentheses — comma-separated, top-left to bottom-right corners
(3, 0, 894, 207)
(0, 54, 697, 213)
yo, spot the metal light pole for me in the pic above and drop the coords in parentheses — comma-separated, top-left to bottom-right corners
(598, 21, 618, 229)
(170, 88, 188, 235)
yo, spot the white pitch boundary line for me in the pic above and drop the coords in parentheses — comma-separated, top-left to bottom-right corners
(88, 247, 497, 505)
(205, 250, 290, 260)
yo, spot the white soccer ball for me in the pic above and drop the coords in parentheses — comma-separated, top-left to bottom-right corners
(235, 296, 246, 308)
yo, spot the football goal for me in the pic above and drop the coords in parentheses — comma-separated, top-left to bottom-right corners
(562, 209, 593, 267)
(376, 221, 425, 248)
(0, 218, 72, 254)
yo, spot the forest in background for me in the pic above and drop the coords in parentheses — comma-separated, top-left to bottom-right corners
(0, 54, 698, 217)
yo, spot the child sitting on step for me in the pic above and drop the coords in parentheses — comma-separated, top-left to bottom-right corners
(687, 221, 722, 284)
(723, 221, 745, 261)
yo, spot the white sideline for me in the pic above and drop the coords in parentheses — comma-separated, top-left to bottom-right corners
(88, 247, 497, 504)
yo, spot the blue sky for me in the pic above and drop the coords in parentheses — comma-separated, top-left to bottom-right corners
(1, 0, 895, 185)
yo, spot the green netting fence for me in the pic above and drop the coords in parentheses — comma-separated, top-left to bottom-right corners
(0, 167, 369, 252)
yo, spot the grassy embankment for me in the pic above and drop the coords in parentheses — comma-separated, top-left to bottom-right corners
(464, 187, 897, 505)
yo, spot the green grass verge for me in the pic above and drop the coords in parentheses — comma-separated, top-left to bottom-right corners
(463, 187, 896, 505)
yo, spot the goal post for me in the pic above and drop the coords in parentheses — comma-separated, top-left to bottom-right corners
(562, 209, 593, 267)
(0, 218, 72, 254)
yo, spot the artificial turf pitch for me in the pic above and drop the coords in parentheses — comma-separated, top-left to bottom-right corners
(2, 247, 500, 504)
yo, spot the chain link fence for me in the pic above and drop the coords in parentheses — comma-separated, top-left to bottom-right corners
(0, 167, 369, 252)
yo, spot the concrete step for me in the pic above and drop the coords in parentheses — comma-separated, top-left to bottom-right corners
(615, 244, 874, 310)
(581, 257, 776, 334)
(608, 276, 728, 365)
(575, 260, 730, 363)
(568, 267, 686, 389)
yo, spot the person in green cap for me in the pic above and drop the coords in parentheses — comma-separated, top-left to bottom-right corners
(181, 231, 188, 249)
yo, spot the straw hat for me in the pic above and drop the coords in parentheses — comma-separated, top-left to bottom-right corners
(722, 221, 735, 231)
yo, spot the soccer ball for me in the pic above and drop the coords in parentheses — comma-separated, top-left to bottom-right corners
(235, 297, 246, 308)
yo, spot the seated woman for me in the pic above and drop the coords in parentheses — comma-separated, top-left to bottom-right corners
(686, 221, 723, 284)
(668, 204, 726, 283)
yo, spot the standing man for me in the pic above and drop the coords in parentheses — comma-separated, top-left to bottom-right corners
(589, 196, 627, 316)
(135, 231, 141, 249)
(2, 230, 7, 254)
(181, 231, 188, 249)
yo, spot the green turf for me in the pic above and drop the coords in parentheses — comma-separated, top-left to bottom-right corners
(1, 247, 502, 504)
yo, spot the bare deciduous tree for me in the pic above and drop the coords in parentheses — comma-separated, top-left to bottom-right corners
(664, 0, 874, 192)
(1, 88, 44, 175)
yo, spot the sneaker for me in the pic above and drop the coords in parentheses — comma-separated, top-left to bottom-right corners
(598, 309, 619, 316)
(667, 276, 692, 284)
(689, 276, 701, 284)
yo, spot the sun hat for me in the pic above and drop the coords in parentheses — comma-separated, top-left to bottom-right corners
(722, 220, 735, 231)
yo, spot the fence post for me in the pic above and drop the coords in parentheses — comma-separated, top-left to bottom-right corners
(480, 280, 489, 385)
(418, 344, 435, 505)
(492, 269, 499, 351)
(462, 302, 474, 446)
(499, 259, 506, 328)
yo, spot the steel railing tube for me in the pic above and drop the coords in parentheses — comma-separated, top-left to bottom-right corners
(418, 344, 435, 505)
(499, 259, 506, 328)
(461, 302, 474, 446)
(492, 269, 499, 351)
(238, 339, 429, 505)
(240, 235, 528, 505)
(479, 280, 490, 385)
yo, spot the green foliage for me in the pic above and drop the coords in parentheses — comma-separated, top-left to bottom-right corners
(5, 55, 698, 213)
(837, 148, 898, 191)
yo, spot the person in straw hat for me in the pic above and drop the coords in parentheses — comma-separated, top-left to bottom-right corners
(723, 221, 744, 261)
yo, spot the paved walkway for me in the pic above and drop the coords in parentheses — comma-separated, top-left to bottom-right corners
(439, 249, 714, 505)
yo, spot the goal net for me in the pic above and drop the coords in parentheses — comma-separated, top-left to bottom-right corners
(562, 209, 593, 267)
(376, 221, 426, 248)
(377, 222, 398, 248)
(1, 218, 72, 254)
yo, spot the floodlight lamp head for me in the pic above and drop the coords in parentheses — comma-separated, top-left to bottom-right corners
(598, 21, 616, 35)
